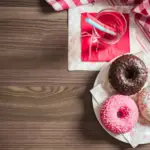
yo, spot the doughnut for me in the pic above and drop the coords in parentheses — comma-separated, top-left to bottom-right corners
(109, 54, 148, 95)
(138, 86, 150, 121)
(100, 95, 139, 134)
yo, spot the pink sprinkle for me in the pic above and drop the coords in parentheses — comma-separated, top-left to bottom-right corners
(100, 95, 139, 134)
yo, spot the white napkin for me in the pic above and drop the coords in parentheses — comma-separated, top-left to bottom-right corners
(91, 84, 133, 146)
(91, 84, 141, 147)
(68, 1, 144, 71)
(91, 74, 150, 147)
(90, 51, 150, 147)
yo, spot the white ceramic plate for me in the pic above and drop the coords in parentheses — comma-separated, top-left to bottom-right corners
(92, 54, 150, 144)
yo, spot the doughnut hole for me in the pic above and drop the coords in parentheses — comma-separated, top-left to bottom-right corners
(125, 67, 138, 80)
(117, 106, 130, 118)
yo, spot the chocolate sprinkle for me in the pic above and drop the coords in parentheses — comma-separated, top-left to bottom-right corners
(109, 54, 148, 95)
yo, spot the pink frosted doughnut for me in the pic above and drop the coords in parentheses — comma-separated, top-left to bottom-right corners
(138, 86, 150, 121)
(100, 95, 139, 134)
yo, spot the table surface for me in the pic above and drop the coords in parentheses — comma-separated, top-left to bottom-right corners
(0, 1, 149, 150)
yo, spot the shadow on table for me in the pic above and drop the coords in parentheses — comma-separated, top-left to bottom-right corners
(79, 75, 130, 150)
(39, 0, 56, 13)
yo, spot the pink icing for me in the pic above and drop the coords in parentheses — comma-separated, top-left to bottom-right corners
(100, 95, 139, 134)
(138, 86, 150, 121)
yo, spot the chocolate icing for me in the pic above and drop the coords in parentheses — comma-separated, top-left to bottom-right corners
(109, 54, 148, 95)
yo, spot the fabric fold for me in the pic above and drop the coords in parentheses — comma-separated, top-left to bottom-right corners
(46, 0, 150, 41)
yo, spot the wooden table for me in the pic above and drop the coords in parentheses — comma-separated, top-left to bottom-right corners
(0, 1, 149, 150)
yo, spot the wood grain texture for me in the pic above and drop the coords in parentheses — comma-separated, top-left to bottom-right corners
(0, 85, 129, 150)
(0, 0, 149, 150)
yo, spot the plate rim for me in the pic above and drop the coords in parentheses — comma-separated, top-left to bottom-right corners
(92, 54, 149, 145)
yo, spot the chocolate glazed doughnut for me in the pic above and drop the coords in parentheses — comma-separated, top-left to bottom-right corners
(109, 54, 148, 95)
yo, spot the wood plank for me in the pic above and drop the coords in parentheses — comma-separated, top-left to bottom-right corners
(0, 7, 96, 84)
(0, 1, 149, 150)
(0, 0, 50, 7)
(0, 85, 127, 150)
